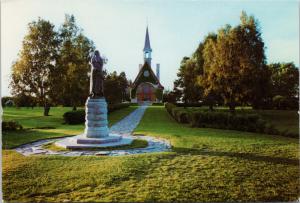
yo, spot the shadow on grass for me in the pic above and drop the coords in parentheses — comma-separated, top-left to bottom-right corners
(2, 129, 74, 150)
(173, 147, 299, 166)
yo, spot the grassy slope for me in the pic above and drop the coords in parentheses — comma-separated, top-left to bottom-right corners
(2, 106, 138, 149)
(3, 106, 300, 202)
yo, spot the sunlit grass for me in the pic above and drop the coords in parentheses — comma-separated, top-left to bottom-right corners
(2, 106, 138, 149)
(2, 106, 299, 202)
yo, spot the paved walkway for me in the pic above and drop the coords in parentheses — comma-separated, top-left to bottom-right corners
(109, 104, 148, 135)
(15, 105, 171, 156)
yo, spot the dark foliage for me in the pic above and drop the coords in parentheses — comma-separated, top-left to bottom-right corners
(175, 103, 202, 107)
(107, 103, 131, 113)
(2, 121, 23, 131)
(63, 110, 86, 124)
(152, 103, 164, 106)
(164, 103, 284, 135)
(63, 103, 131, 124)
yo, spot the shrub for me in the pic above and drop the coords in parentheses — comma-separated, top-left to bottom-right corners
(152, 102, 164, 106)
(175, 110, 190, 123)
(2, 121, 23, 131)
(189, 111, 266, 133)
(175, 103, 202, 107)
(168, 106, 272, 134)
(63, 110, 85, 124)
(165, 103, 176, 115)
(165, 103, 190, 123)
(108, 103, 130, 113)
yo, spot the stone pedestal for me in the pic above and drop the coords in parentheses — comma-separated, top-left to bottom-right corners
(55, 97, 133, 149)
(84, 98, 109, 138)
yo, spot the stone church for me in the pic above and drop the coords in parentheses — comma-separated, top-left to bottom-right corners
(130, 26, 164, 103)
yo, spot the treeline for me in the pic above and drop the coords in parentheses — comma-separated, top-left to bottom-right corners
(8, 15, 130, 115)
(165, 12, 299, 111)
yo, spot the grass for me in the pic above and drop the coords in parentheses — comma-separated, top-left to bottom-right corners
(42, 139, 148, 151)
(2, 106, 138, 149)
(2, 106, 300, 202)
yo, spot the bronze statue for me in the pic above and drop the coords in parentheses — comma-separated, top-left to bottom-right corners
(89, 50, 104, 98)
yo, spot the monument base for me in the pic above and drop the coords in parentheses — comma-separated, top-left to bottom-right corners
(55, 134, 133, 149)
(55, 97, 133, 149)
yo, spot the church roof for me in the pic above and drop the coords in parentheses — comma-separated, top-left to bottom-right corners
(131, 62, 164, 90)
(143, 26, 152, 52)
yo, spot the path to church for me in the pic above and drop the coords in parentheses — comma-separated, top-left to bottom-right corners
(15, 104, 171, 156)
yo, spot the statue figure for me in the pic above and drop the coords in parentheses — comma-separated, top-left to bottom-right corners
(89, 50, 104, 98)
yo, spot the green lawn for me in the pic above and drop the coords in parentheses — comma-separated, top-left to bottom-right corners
(2, 106, 138, 149)
(3, 106, 299, 202)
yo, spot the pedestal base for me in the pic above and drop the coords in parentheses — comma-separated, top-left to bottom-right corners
(85, 98, 109, 138)
(55, 97, 133, 149)
(55, 134, 133, 149)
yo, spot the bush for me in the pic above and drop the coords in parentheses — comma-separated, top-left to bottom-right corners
(1, 97, 14, 107)
(108, 103, 130, 113)
(2, 121, 23, 131)
(165, 104, 278, 135)
(152, 103, 164, 106)
(175, 103, 202, 107)
(172, 108, 190, 123)
(189, 111, 267, 133)
(63, 110, 85, 124)
(165, 103, 176, 115)
(63, 103, 131, 125)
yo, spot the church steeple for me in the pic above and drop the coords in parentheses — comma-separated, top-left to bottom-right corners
(143, 26, 152, 66)
(143, 26, 152, 52)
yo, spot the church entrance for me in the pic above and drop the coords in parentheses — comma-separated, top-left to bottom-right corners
(136, 82, 156, 102)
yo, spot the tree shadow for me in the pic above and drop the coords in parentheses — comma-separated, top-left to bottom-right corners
(173, 147, 299, 166)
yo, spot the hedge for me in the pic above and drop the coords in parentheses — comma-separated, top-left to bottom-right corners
(63, 103, 131, 125)
(164, 102, 280, 135)
(63, 110, 85, 124)
(108, 103, 131, 113)
(152, 102, 164, 106)
(175, 103, 202, 107)
(189, 111, 268, 133)
(2, 121, 23, 131)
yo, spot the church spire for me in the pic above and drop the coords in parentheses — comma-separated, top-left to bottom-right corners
(143, 26, 152, 66)
(143, 26, 152, 52)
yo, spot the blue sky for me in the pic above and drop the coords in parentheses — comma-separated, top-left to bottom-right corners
(1, 0, 299, 96)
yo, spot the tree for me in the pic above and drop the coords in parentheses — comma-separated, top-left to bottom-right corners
(173, 56, 203, 104)
(55, 14, 95, 110)
(104, 71, 129, 104)
(196, 33, 219, 110)
(267, 62, 299, 109)
(10, 18, 60, 115)
(14, 93, 36, 107)
(1, 96, 14, 107)
(202, 12, 266, 112)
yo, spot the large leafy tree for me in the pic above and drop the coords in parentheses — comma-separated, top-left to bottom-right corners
(10, 18, 60, 115)
(55, 14, 95, 110)
(202, 12, 266, 112)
